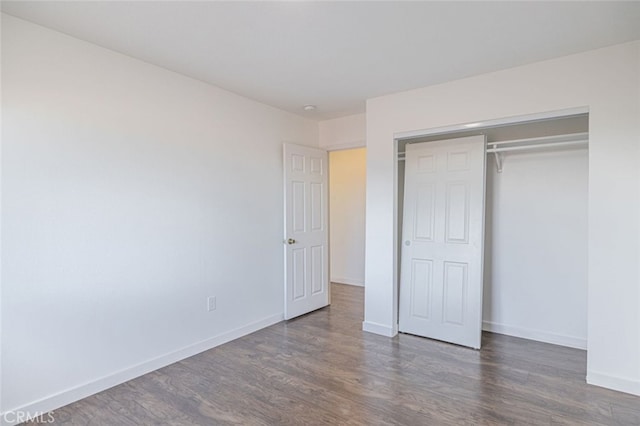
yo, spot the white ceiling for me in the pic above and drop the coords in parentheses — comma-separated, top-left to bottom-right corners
(3, 1, 640, 120)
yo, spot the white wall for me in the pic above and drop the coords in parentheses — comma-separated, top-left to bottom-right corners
(483, 148, 588, 349)
(1, 14, 318, 418)
(319, 113, 366, 151)
(329, 148, 366, 286)
(364, 41, 640, 395)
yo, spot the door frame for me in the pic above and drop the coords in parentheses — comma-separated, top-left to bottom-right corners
(283, 142, 367, 317)
(392, 106, 589, 334)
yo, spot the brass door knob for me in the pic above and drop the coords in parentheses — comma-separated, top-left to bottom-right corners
(287, 238, 296, 245)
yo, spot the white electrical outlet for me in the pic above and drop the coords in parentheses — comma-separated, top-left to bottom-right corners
(207, 296, 216, 312)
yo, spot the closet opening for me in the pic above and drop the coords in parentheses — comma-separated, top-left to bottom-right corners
(394, 111, 589, 351)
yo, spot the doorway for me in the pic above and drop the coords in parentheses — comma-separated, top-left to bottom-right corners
(328, 148, 367, 287)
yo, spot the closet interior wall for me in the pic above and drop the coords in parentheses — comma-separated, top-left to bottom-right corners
(396, 115, 589, 349)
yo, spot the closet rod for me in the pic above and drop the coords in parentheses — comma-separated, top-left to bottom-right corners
(396, 132, 589, 167)
(487, 139, 588, 154)
(489, 133, 588, 173)
(487, 132, 588, 148)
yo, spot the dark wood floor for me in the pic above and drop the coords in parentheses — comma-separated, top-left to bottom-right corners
(31, 283, 640, 425)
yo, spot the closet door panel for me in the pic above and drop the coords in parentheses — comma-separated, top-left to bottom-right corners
(399, 135, 486, 349)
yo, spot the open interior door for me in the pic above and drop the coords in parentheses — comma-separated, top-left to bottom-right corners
(399, 135, 486, 348)
(283, 143, 329, 320)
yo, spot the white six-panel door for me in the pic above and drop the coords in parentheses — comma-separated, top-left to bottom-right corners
(283, 143, 329, 320)
(399, 136, 486, 348)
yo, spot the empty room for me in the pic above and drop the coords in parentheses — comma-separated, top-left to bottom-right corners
(2, 1, 640, 425)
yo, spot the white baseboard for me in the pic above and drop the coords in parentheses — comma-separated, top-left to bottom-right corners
(331, 276, 364, 287)
(587, 370, 640, 396)
(0, 313, 284, 426)
(482, 321, 587, 350)
(362, 320, 397, 337)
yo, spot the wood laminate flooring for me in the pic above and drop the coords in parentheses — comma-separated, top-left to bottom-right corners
(29, 283, 640, 425)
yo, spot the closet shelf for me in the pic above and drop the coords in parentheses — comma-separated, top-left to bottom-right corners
(487, 132, 588, 173)
(396, 132, 589, 170)
(486, 140, 587, 153)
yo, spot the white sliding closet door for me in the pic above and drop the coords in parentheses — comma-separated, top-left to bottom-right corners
(399, 136, 486, 349)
